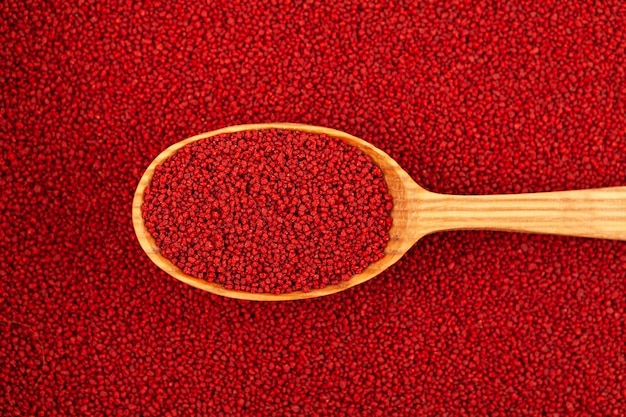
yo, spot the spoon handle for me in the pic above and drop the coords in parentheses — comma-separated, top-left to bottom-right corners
(415, 186, 626, 241)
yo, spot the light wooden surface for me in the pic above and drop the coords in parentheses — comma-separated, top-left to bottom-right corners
(133, 123, 626, 301)
(413, 187, 626, 241)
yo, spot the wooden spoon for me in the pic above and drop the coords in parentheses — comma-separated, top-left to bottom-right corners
(132, 123, 626, 301)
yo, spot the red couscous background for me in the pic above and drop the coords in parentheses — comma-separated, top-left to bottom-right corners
(2, 1, 625, 415)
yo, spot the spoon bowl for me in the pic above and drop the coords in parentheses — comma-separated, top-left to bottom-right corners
(132, 123, 626, 301)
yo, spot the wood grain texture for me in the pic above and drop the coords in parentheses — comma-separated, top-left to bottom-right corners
(412, 187, 626, 241)
(132, 123, 626, 301)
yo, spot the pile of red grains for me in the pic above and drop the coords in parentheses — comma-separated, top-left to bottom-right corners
(142, 129, 392, 293)
(2, 0, 625, 415)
